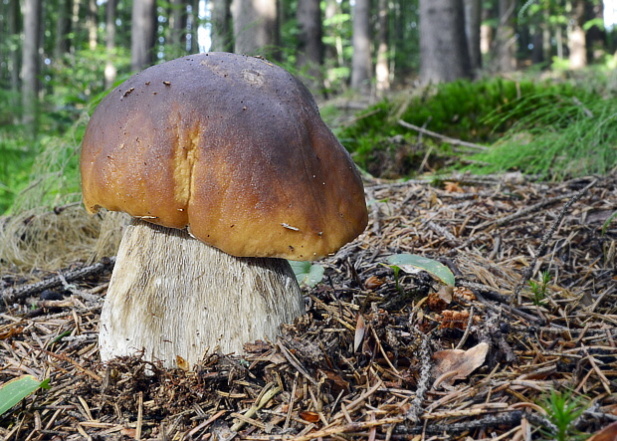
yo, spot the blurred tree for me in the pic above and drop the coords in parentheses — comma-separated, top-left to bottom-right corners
(87, 0, 98, 50)
(351, 0, 371, 92)
(210, 0, 233, 51)
(464, 0, 482, 73)
(22, 0, 41, 128)
(232, 0, 278, 56)
(54, 0, 72, 60)
(297, 0, 324, 92)
(131, 0, 157, 71)
(569, 0, 587, 68)
(493, 0, 516, 72)
(375, 0, 390, 95)
(105, 0, 118, 88)
(419, 0, 471, 83)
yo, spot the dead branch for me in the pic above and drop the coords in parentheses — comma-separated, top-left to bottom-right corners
(1, 257, 115, 307)
(398, 120, 488, 151)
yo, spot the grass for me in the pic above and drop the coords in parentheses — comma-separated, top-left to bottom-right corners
(538, 389, 588, 441)
(338, 74, 617, 181)
(463, 91, 617, 180)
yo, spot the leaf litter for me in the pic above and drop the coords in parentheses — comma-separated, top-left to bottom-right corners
(0, 171, 616, 440)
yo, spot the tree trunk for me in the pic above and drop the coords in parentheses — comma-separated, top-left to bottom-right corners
(87, 0, 98, 50)
(419, 0, 471, 84)
(351, 0, 371, 93)
(375, 0, 389, 95)
(21, 0, 42, 128)
(131, 0, 157, 71)
(568, 0, 586, 69)
(493, 0, 516, 72)
(232, 0, 278, 56)
(71, 0, 82, 53)
(464, 0, 482, 73)
(296, 0, 323, 93)
(9, 0, 20, 105)
(210, 0, 233, 52)
(54, 0, 72, 61)
(99, 220, 304, 368)
(169, 0, 186, 52)
(189, 0, 199, 53)
(105, 0, 117, 88)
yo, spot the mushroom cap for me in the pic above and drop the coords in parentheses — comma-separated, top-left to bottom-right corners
(80, 53, 367, 261)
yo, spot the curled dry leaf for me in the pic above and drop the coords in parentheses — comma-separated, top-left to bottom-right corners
(587, 421, 617, 441)
(364, 275, 385, 290)
(432, 342, 489, 389)
(354, 314, 366, 353)
(299, 411, 320, 423)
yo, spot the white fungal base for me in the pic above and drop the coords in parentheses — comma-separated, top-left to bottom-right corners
(99, 219, 305, 369)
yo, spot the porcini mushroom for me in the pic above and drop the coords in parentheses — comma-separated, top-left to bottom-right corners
(81, 52, 368, 369)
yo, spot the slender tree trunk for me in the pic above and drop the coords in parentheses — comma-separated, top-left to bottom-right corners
(464, 0, 482, 73)
(131, 0, 157, 71)
(210, 0, 233, 52)
(351, 0, 371, 93)
(296, 0, 323, 92)
(54, 0, 72, 61)
(105, 0, 117, 88)
(375, 0, 389, 95)
(87, 0, 98, 50)
(22, 0, 42, 128)
(169, 0, 185, 51)
(189, 0, 199, 53)
(232, 0, 278, 56)
(493, 0, 516, 72)
(419, 0, 471, 84)
(9, 0, 21, 105)
(568, 0, 586, 69)
(71, 0, 82, 53)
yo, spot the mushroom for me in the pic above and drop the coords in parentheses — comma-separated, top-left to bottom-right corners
(81, 52, 368, 369)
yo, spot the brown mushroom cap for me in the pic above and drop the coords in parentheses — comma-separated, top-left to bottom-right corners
(80, 52, 367, 260)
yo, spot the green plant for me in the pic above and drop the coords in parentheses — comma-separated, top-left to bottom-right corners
(529, 271, 552, 306)
(386, 253, 456, 287)
(0, 375, 50, 417)
(289, 261, 325, 288)
(538, 389, 588, 441)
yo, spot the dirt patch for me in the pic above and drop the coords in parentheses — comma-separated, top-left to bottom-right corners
(1, 173, 616, 440)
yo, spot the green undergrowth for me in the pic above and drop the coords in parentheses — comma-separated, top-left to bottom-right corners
(340, 76, 616, 180)
(461, 92, 617, 179)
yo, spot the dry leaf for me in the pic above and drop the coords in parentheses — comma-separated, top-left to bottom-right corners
(588, 421, 617, 441)
(354, 314, 366, 352)
(299, 411, 320, 423)
(432, 342, 489, 388)
(176, 355, 189, 371)
(444, 181, 464, 193)
(364, 275, 385, 290)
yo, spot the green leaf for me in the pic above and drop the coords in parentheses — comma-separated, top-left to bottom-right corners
(288, 261, 325, 288)
(0, 375, 50, 416)
(386, 254, 455, 286)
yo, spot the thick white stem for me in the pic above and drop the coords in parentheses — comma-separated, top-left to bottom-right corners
(99, 219, 304, 368)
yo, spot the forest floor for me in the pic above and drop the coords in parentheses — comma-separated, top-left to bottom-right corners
(1, 172, 616, 441)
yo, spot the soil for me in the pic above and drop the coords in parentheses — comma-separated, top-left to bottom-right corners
(1, 172, 616, 440)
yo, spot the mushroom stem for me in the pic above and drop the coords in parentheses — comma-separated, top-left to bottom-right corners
(99, 219, 305, 368)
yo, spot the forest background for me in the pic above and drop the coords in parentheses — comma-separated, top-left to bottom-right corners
(1, 0, 617, 216)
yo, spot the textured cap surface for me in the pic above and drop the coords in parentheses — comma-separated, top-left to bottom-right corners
(81, 52, 367, 260)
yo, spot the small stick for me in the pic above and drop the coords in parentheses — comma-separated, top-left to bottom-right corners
(513, 179, 597, 304)
(230, 383, 281, 432)
(406, 333, 432, 422)
(1, 257, 115, 307)
(398, 120, 488, 151)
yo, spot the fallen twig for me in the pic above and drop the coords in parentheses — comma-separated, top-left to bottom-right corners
(1, 257, 115, 307)
(398, 120, 488, 151)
